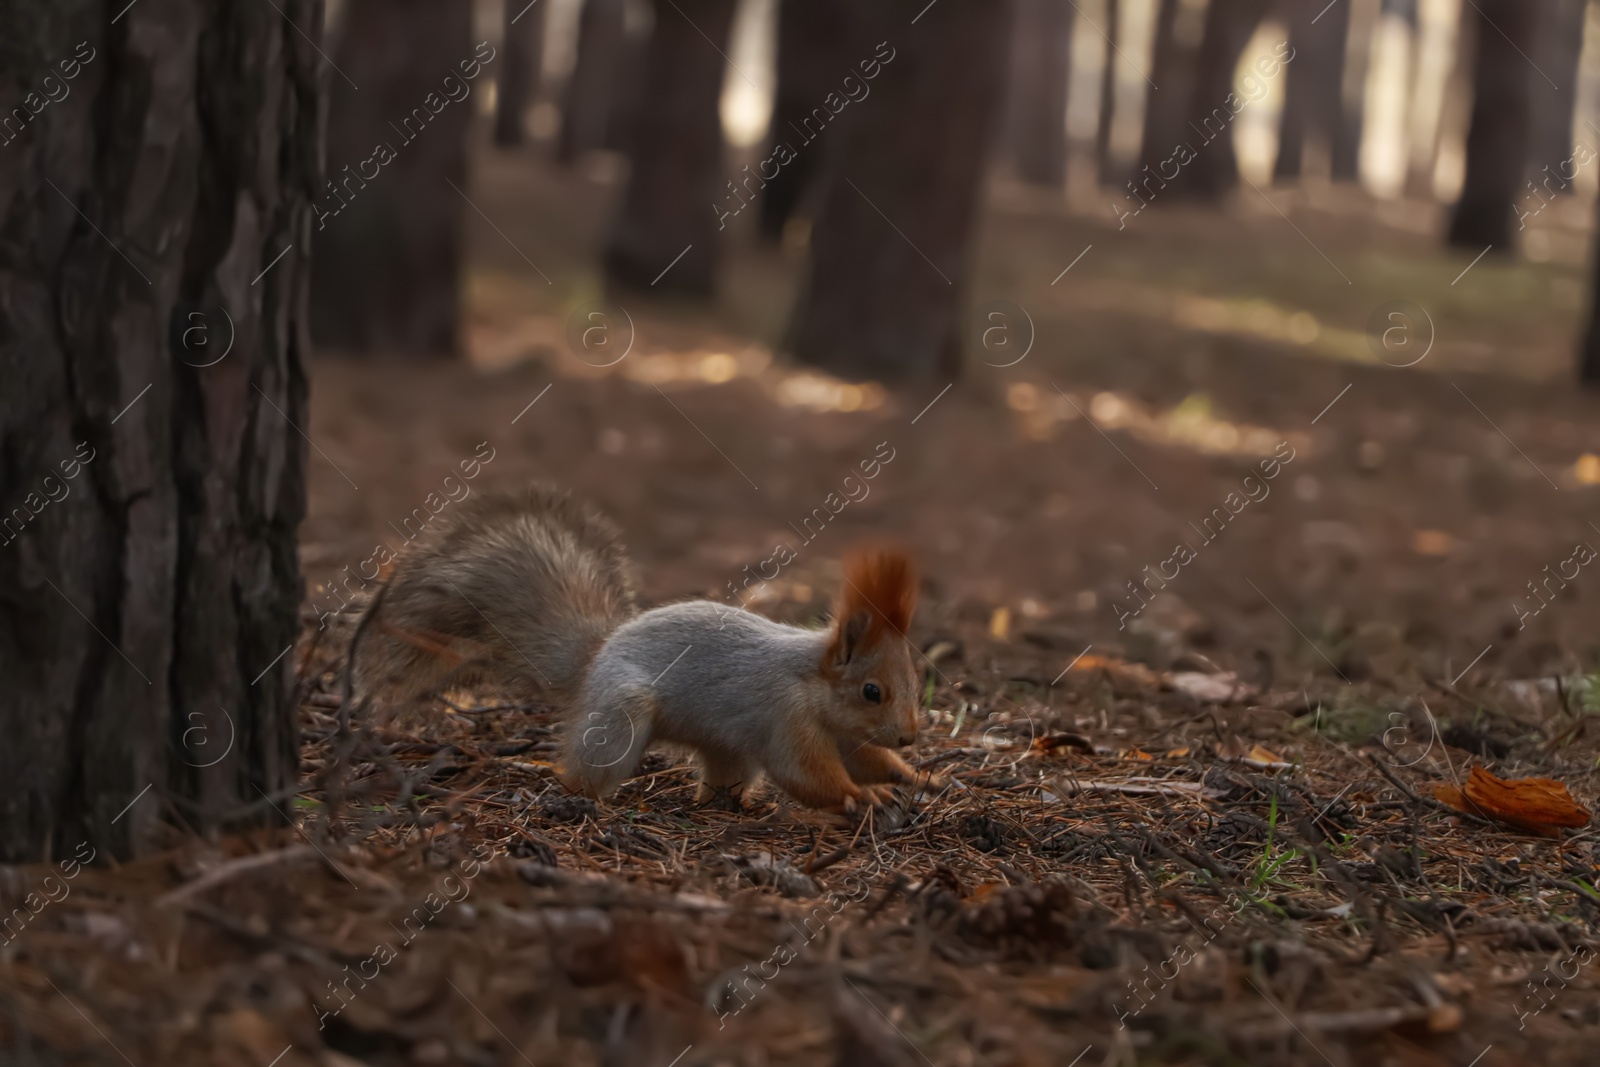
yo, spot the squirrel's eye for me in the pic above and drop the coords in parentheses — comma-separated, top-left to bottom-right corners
(862, 683, 882, 704)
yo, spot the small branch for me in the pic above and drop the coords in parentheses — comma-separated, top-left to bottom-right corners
(155, 844, 318, 906)
(1364, 753, 1495, 826)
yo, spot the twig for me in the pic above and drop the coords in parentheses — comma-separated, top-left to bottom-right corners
(155, 845, 319, 906)
(1364, 753, 1495, 826)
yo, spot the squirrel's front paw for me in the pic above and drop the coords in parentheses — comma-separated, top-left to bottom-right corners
(861, 783, 900, 807)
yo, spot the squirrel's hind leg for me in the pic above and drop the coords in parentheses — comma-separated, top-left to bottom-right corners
(559, 685, 656, 798)
(694, 747, 758, 807)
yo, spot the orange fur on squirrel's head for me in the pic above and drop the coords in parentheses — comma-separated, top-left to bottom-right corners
(821, 547, 921, 749)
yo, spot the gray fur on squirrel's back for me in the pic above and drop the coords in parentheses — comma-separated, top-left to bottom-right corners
(569, 601, 831, 778)
(351, 484, 638, 703)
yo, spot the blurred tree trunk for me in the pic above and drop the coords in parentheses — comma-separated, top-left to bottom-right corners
(1580, 216, 1600, 381)
(1528, 0, 1585, 195)
(1005, 0, 1073, 188)
(1138, 0, 1198, 186)
(761, 0, 853, 239)
(602, 0, 738, 296)
(1274, 0, 1351, 180)
(787, 0, 1013, 382)
(1447, 0, 1535, 249)
(1095, 0, 1120, 185)
(312, 0, 474, 356)
(1180, 0, 1271, 199)
(1331, 0, 1377, 180)
(495, 0, 547, 146)
(0, 0, 315, 861)
(559, 0, 627, 162)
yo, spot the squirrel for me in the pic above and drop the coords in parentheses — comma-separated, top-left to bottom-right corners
(346, 484, 927, 814)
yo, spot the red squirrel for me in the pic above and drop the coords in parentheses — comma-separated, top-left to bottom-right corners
(346, 484, 927, 813)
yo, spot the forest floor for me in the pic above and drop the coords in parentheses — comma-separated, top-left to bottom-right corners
(12, 138, 1600, 1066)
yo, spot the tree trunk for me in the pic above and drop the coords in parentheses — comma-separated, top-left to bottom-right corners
(1180, 0, 1271, 199)
(1527, 0, 1585, 195)
(1274, 0, 1352, 181)
(1331, 0, 1378, 181)
(1447, 0, 1536, 249)
(1137, 0, 1197, 186)
(602, 0, 738, 297)
(1579, 211, 1600, 381)
(495, 0, 548, 146)
(559, 0, 628, 163)
(1005, 0, 1074, 188)
(0, 0, 316, 862)
(1095, 0, 1121, 185)
(311, 0, 475, 357)
(761, 0, 855, 239)
(786, 0, 1013, 382)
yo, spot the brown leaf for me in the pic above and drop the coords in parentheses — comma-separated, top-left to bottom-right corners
(1066, 654, 1161, 692)
(1032, 732, 1095, 757)
(1247, 744, 1285, 765)
(1433, 767, 1591, 837)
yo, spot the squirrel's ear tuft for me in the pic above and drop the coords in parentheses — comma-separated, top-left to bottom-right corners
(827, 546, 918, 664)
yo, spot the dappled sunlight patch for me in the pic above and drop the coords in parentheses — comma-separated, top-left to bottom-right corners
(1008, 384, 1307, 459)
(1172, 294, 1359, 358)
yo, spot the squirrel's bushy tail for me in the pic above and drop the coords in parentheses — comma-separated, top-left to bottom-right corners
(348, 484, 638, 708)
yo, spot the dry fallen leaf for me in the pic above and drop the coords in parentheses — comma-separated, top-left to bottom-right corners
(1166, 670, 1257, 704)
(989, 607, 1011, 640)
(1247, 744, 1284, 764)
(1432, 766, 1591, 837)
(1412, 529, 1453, 556)
(1032, 732, 1095, 757)
(1067, 654, 1161, 691)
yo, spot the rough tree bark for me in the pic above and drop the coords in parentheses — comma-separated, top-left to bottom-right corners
(1274, 0, 1352, 181)
(761, 0, 855, 239)
(786, 0, 1013, 382)
(311, 0, 475, 356)
(602, 0, 738, 297)
(1004, 0, 1073, 188)
(495, 0, 548, 147)
(1095, 0, 1121, 186)
(1179, 0, 1271, 199)
(1447, 0, 1536, 249)
(559, 0, 628, 163)
(0, 0, 317, 861)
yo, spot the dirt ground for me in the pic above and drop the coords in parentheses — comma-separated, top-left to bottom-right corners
(10, 139, 1600, 1065)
